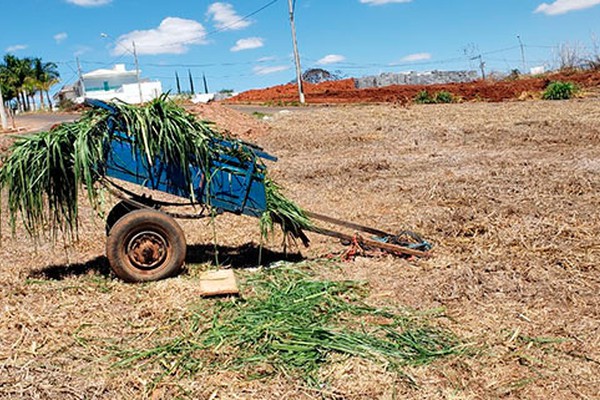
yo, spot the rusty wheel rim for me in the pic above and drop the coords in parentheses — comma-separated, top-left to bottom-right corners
(126, 231, 168, 270)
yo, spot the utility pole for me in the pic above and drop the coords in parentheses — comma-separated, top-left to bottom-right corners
(517, 35, 526, 73)
(132, 41, 143, 103)
(471, 55, 486, 80)
(287, 0, 305, 104)
(76, 57, 86, 98)
(0, 86, 8, 131)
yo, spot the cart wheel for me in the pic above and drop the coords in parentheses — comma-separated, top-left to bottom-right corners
(105, 201, 139, 234)
(106, 209, 186, 282)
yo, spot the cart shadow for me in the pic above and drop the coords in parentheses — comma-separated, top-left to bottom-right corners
(28, 256, 112, 281)
(185, 243, 305, 269)
(27, 243, 304, 281)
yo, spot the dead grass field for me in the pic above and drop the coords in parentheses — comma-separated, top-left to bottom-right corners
(1, 99, 599, 399)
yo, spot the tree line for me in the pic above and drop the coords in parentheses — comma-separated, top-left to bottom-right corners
(0, 54, 60, 112)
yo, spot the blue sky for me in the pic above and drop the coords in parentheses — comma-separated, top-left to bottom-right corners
(2, 0, 600, 93)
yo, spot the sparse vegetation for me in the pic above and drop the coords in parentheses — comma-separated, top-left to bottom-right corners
(262, 100, 302, 107)
(542, 81, 578, 100)
(434, 91, 455, 104)
(414, 90, 456, 104)
(414, 90, 435, 104)
(587, 55, 600, 71)
(506, 69, 521, 80)
(556, 42, 585, 71)
(251, 111, 270, 119)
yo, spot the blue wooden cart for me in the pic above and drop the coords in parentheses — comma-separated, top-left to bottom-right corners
(88, 100, 430, 282)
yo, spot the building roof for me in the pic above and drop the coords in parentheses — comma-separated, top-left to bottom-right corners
(82, 64, 137, 79)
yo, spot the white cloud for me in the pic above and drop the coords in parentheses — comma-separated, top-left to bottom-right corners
(535, 0, 600, 15)
(207, 2, 251, 31)
(401, 52, 431, 62)
(112, 18, 207, 56)
(6, 44, 27, 52)
(54, 32, 68, 44)
(360, 0, 412, 5)
(65, 0, 112, 6)
(74, 45, 93, 56)
(231, 37, 264, 52)
(256, 56, 276, 62)
(317, 54, 346, 65)
(253, 65, 289, 75)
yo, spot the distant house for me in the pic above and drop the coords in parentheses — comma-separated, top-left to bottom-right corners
(52, 83, 81, 105)
(79, 64, 162, 104)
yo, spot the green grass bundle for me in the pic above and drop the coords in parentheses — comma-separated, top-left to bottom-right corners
(0, 95, 311, 241)
(112, 267, 462, 382)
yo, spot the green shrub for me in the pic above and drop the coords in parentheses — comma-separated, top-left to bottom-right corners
(542, 81, 578, 100)
(414, 90, 456, 104)
(414, 90, 434, 104)
(434, 91, 454, 104)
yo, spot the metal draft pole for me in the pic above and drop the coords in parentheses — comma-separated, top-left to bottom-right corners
(287, 0, 305, 104)
(0, 86, 8, 130)
(132, 41, 143, 103)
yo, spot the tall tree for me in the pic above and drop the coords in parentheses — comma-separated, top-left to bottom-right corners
(33, 58, 59, 110)
(188, 70, 195, 95)
(0, 55, 60, 112)
(1, 55, 34, 111)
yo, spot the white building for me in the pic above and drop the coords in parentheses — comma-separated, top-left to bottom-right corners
(78, 64, 162, 104)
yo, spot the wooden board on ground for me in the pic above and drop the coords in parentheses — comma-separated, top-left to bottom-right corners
(198, 269, 239, 297)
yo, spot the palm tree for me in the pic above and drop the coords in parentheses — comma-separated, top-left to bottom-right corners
(1, 55, 34, 111)
(33, 58, 60, 110)
(23, 76, 38, 111)
(0, 55, 20, 109)
(0, 55, 60, 112)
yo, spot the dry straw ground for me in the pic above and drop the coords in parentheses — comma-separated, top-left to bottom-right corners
(1, 99, 599, 399)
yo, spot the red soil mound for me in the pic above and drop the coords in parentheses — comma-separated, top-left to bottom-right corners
(228, 70, 600, 104)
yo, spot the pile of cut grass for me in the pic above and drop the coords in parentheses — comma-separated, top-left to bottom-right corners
(0, 96, 311, 241)
(113, 266, 463, 384)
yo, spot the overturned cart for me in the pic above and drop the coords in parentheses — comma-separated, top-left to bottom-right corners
(92, 100, 432, 282)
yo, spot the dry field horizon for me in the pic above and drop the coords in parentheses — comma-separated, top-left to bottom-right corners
(1, 98, 599, 399)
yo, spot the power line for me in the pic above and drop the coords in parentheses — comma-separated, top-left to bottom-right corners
(108, 0, 282, 55)
(481, 45, 520, 56)
(205, 0, 281, 37)
(55, 40, 573, 90)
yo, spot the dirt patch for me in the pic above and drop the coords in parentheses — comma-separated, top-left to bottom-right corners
(1, 100, 599, 399)
(0, 134, 14, 155)
(229, 70, 600, 104)
(183, 101, 269, 139)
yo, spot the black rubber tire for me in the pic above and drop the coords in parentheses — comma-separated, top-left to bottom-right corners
(106, 209, 186, 282)
(105, 201, 139, 235)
